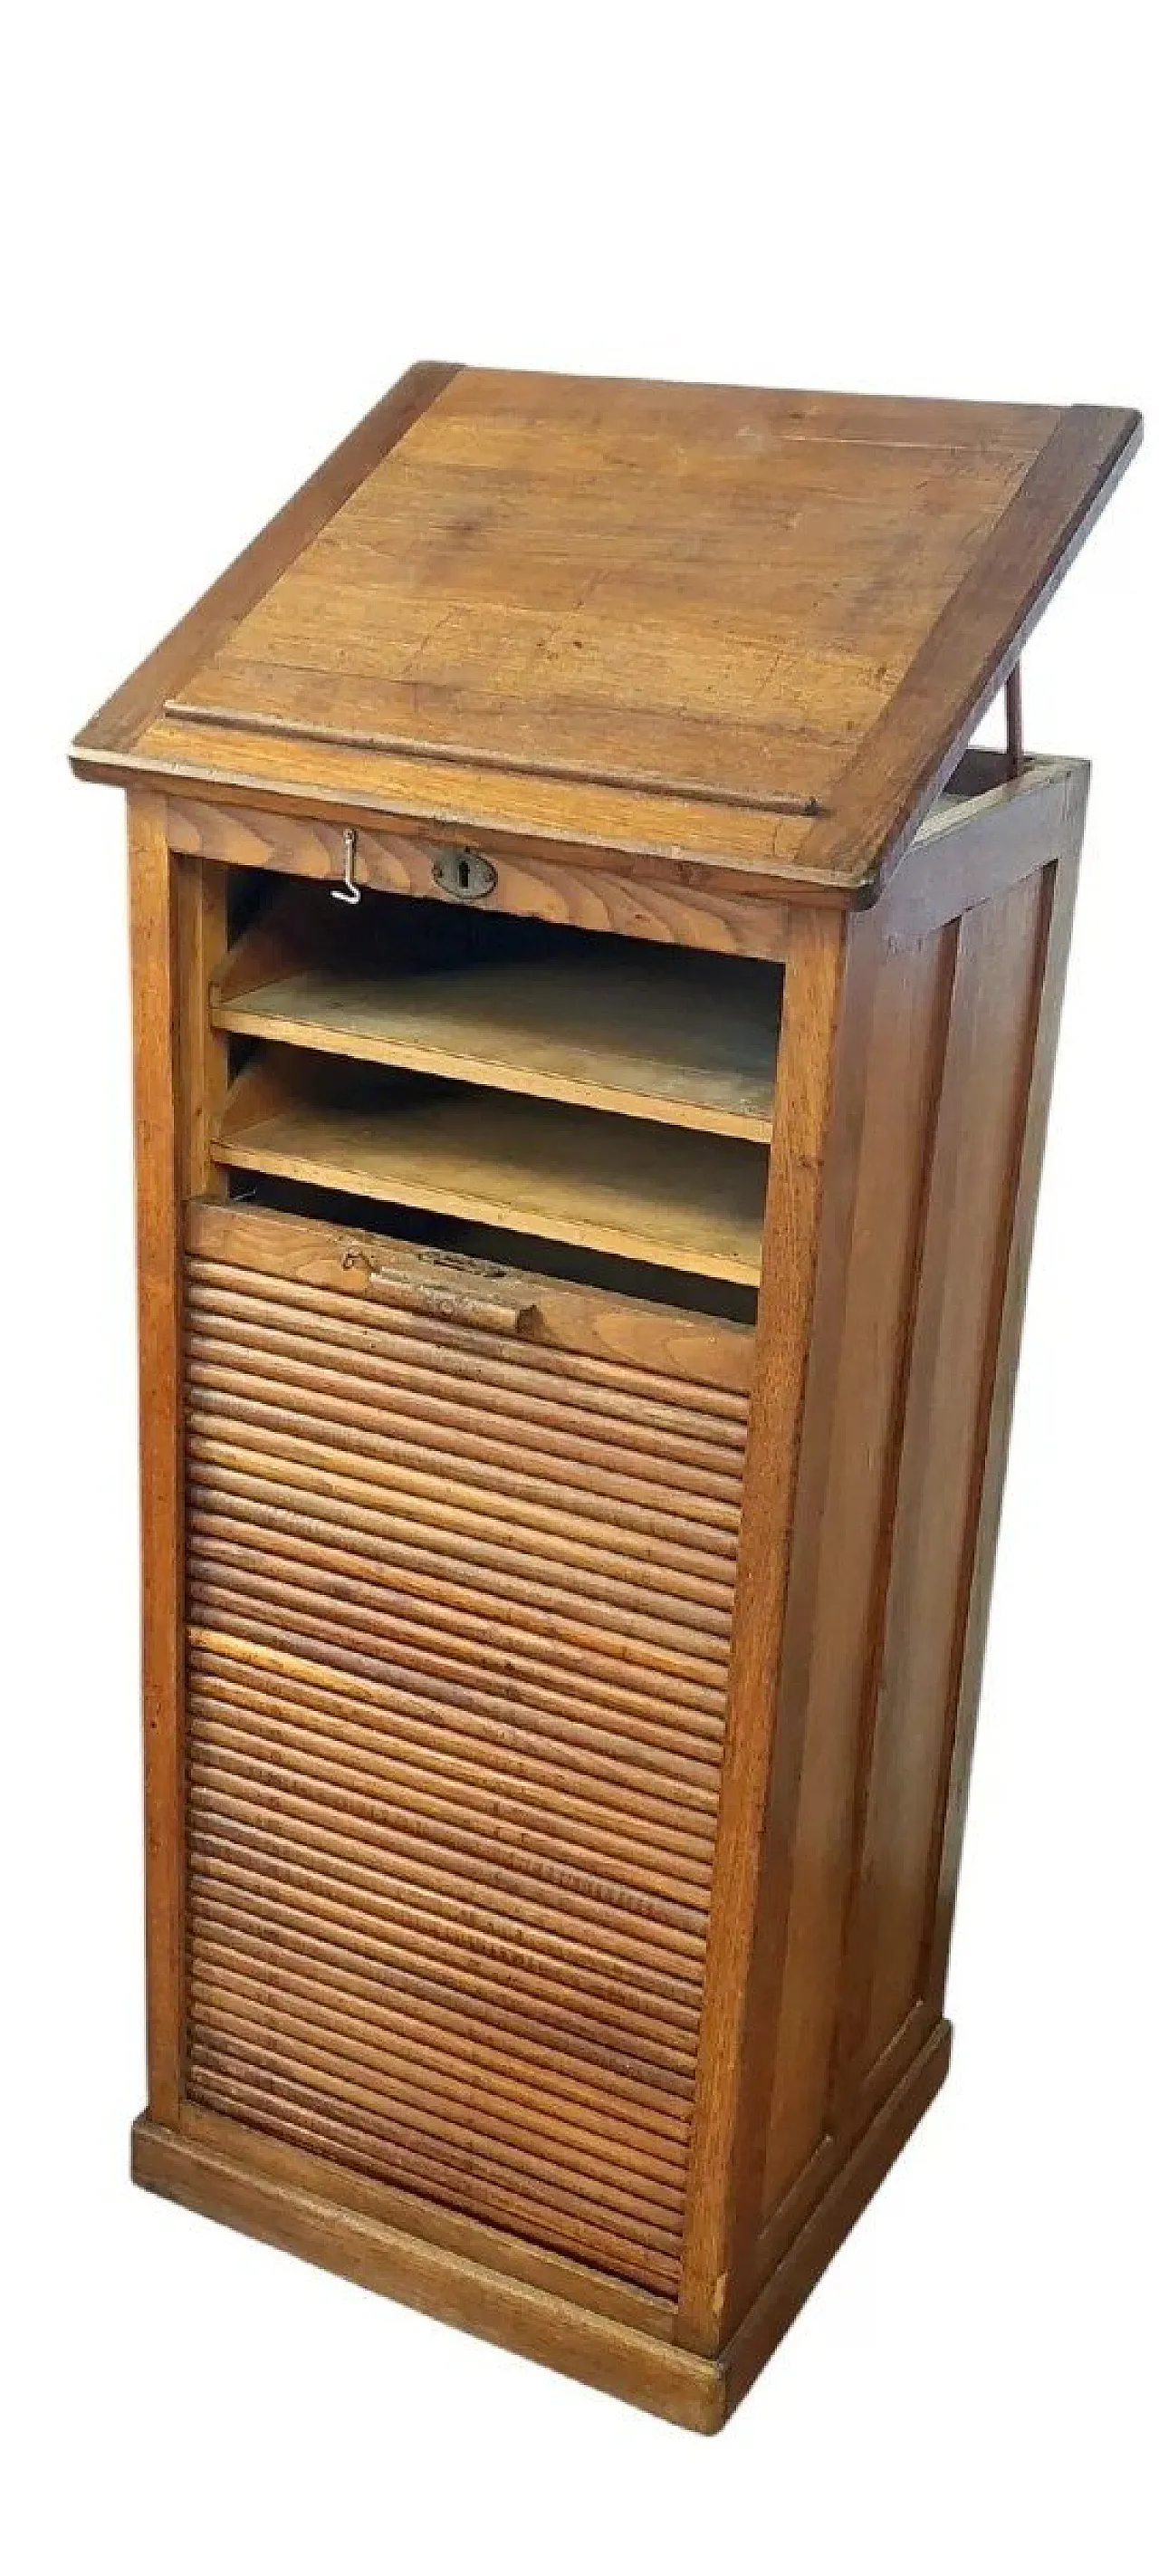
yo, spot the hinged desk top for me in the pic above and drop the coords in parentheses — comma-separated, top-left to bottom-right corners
(72, 364, 1139, 903)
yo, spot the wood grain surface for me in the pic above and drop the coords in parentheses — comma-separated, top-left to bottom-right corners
(73, 367, 1138, 898)
(214, 894, 783, 1140)
(214, 1051, 771, 1283)
(182, 1216, 751, 2296)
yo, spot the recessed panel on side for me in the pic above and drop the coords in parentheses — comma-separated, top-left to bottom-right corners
(761, 916, 956, 2218)
(834, 867, 1050, 2106)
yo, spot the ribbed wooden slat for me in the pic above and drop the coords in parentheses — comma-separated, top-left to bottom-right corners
(187, 1322, 743, 1508)
(187, 2033, 692, 2260)
(190, 1716, 711, 1910)
(191, 1793, 704, 2025)
(190, 1862, 701, 2078)
(189, 2046, 689, 2271)
(188, 2028, 689, 2249)
(187, 2063, 680, 2293)
(185, 1241, 744, 2292)
(187, 1465, 728, 1686)
(185, 1257, 752, 1427)
(192, 2024, 685, 2233)
(190, 1975, 687, 2212)
(187, 1591, 723, 1782)
(187, 1522, 728, 1727)
(190, 1768, 707, 1970)
(187, 1425, 736, 1639)
(189, 1658, 717, 1848)
(186, 1374, 739, 1577)
(187, 1302, 746, 1479)
(189, 1686, 714, 1878)
(188, 1631, 722, 1817)
(191, 1925, 689, 2145)
(190, 1591, 722, 1756)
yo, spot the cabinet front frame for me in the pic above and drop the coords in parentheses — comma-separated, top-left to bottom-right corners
(128, 783, 775, 2336)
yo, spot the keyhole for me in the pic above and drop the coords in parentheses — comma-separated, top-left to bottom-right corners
(432, 846, 496, 901)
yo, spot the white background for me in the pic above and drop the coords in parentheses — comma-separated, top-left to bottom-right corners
(4, 5, 1155, 2568)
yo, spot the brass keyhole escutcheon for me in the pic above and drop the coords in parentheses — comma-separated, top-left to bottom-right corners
(432, 846, 498, 902)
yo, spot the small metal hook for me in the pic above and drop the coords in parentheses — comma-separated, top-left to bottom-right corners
(331, 826, 361, 906)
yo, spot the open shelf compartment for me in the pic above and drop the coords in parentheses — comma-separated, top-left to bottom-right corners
(212, 881, 783, 1142)
(214, 1048, 769, 1286)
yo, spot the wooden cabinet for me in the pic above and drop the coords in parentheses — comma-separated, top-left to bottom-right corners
(72, 365, 1140, 2427)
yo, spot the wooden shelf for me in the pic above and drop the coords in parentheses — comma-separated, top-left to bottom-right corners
(213, 939, 781, 1141)
(214, 1053, 769, 1284)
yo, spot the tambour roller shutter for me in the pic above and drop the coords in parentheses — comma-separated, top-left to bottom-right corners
(181, 1244, 747, 2295)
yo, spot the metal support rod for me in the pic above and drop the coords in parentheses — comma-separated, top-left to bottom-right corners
(1005, 663, 1024, 781)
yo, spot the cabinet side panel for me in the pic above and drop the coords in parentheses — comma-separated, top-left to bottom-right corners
(127, 793, 185, 2123)
(761, 920, 955, 2216)
(832, 865, 1049, 2105)
(926, 814, 1084, 2001)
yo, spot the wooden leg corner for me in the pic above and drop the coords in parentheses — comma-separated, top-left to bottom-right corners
(718, 2017, 953, 2422)
(130, 2113, 727, 2433)
(128, 2022, 948, 2434)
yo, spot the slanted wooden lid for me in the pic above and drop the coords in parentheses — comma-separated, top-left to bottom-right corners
(73, 362, 1139, 903)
